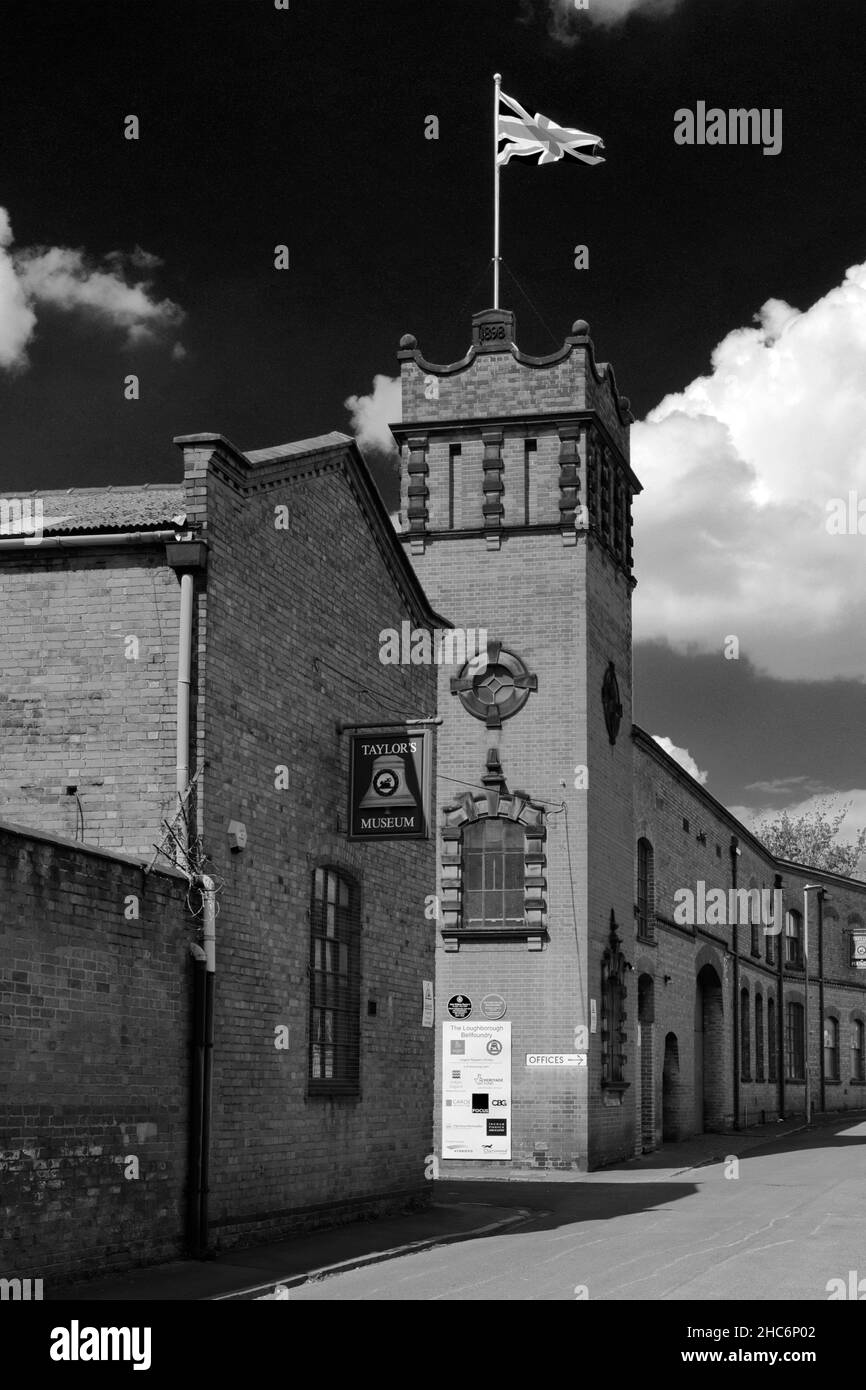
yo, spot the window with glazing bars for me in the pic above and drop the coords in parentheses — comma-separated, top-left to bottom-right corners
(785, 1001, 805, 1080)
(463, 818, 525, 928)
(740, 987, 750, 1078)
(823, 1017, 839, 1081)
(785, 910, 803, 967)
(309, 867, 360, 1090)
(755, 995, 764, 1080)
(637, 838, 653, 940)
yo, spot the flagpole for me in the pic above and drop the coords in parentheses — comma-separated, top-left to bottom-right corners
(493, 72, 501, 310)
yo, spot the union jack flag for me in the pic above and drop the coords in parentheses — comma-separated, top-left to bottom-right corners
(497, 89, 605, 167)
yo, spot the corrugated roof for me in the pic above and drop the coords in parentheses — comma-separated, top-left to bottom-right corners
(1, 484, 185, 535)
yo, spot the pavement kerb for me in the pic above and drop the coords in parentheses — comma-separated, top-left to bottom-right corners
(663, 1121, 810, 1178)
(210, 1204, 535, 1300)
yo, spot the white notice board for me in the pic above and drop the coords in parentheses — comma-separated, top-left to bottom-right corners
(441, 1021, 511, 1160)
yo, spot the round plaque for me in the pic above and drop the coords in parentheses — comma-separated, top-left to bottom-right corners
(480, 993, 506, 1020)
(447, 994, 472, 1019)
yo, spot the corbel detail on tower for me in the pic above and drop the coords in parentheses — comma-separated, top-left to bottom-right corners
(481, 428, 504, 550)
(406, 433, 429, 554)
(557, 425, 582, 547)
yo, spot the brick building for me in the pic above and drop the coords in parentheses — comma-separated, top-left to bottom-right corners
(393, 306, 866, 1172)
(1, 431, 442, 1282)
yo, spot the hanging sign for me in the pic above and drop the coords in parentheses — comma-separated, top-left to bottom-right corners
(851, 933, 866, 970)
(348, 729, 431, 840)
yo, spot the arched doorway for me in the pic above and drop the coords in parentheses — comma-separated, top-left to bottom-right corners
(662, 1032, 680, 1141)
(638, 974, 655, 1150)
(696, 963, 725, 1132)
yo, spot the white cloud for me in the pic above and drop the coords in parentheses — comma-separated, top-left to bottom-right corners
(0, 207, 185, 370)
(652, 735, 708, 785)
(632, 260, 866, 680)
(542, 0, 682, 44)
(344, 373, 401, 455)
(0, 208, 37, 370)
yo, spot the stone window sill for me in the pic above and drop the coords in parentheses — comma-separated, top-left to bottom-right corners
(441, 927, 548, 951)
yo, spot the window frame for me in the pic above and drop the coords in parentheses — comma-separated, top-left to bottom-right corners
(785, 910, 803, 968)
(307, 865, 362, 1097)
(852, 1019, 865, 1082)
(462, 817, 526, 931)
(823, 1015, 840, 1083)
(755, 994, 764, 1082)
(740, 985, 751, 1080)
(636, 837, 654, 942)
(785, 1000, 805, 1081)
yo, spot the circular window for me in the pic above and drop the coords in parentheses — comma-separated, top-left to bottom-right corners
(450, 642, 537, 728)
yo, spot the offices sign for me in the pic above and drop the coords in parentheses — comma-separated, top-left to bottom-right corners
(442, 1021, 511, 1160)
(347, 729, 431, 840)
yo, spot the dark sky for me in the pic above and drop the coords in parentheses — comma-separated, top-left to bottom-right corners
(2, 0, 865, 828)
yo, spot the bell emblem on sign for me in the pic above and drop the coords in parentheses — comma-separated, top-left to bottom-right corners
(360, 754, 415, 808)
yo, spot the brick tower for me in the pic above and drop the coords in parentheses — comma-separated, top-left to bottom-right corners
(392, 306, 642, 1170)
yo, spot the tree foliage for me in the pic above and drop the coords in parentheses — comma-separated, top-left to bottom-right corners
(754, 799, 866, 877)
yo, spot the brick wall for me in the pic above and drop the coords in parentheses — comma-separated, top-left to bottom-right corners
(175, 438, 438, 1246)
(0, 547, 179, 857)
(633, 732, 866, 1135)
(398, 315, 637, 1172)
(0, 823, 192, 1284)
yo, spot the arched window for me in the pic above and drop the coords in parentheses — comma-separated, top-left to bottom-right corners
(463, 818, 525, 928)
(785, 910, 803, 967)
(823, 1017, 839, 1081)
(767, 996, 778, 1082)
(308, 867, 360, 1091)
(785, 1001, 805, 1080)
(637, 838, 654, 941)
(852, 1020, 865, 1082)
(441, 761, 547, 946)
(755, 994, 764, 1081)
(740, 986, 750, 1079)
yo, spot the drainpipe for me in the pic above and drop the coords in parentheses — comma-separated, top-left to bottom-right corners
(188, 941, 207, 1256)
(730, 837, 740, 1130)
(775, 873, 785, 1118)
(176, 572, 194, 855)
(189, 875, 216, 1257)
(818, 889, 826, 1115)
